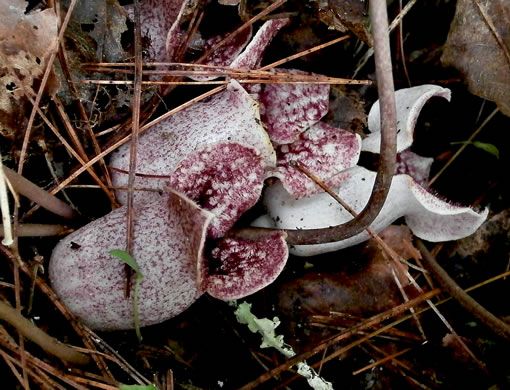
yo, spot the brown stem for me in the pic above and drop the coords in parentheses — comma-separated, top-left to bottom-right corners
(3, 167, 74, 219)
(415, 239, 510, 341)
(0, 300, 90, 365)
(124, 0, 144, 298)
(0, 224, 70, 237)
(273, 0, 397, 245)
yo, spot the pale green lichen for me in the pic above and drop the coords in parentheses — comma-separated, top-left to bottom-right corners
(233, 301, 333, 390)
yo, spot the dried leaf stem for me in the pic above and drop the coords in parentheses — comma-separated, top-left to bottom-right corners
(0, 224, 70, 237)
(17, 0, 77, 175)
(124, 0, 144, 298)
(416, 239, 510, 340)
(2, 167, 74, 219)
(0, 160, 13, 246)
(0, 300, 90, 365)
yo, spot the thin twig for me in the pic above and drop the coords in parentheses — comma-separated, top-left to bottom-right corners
(352, 347, 412, 375)
(428, 108, 499, 185)
(124, 0, 144, 299)
(0, 347, 30, 390)
(83, 328, 152, 386)
(0, 300, 90, 365)
(13, 263, 30, 390)
(2, 167, 74, 219)
(17, 0, 77, 175)
(260, 35, 350, 70)
(238, 289, 440, 390)
(397, 0, 411, 86)
(353, 0, 418, 78)
(80, 77, 370, 86)
(416, 239, 510, 340)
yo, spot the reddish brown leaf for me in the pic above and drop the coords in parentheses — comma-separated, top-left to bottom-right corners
(441, 0, 510, 117)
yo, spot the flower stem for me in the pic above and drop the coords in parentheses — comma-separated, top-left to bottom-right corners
(275, 0, 397, 246)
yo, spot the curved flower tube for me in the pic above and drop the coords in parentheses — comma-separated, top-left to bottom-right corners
(362, 84, 451, 153)
(261, 166, 488, 256)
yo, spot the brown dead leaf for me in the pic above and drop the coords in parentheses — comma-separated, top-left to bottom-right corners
(363, 225, 418, 264)
(0, 0, 58, 137)
(441, 0, 510, 117)
(67, 0, 129, 63)
(278, 249, 410, 350)
(318, 0, 372, 46)
(450, 209, 510, 258)
(325, 84, 367, 135)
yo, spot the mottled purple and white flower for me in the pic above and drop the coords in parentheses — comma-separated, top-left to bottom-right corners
(259, 85, 488, 256)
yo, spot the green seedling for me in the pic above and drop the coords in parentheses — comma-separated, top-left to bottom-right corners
(110, 249, 143, 342)
(451, 141, 500, 159)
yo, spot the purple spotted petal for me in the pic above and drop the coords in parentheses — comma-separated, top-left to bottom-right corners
(202, 27, 253, 68)
(259, 69, 330, 144)
(263, 166, 488, 256)
(110, 80, 275, 205)
(396, 149, 433, 186)
(49, 190, 214, 330)
(363, 84, 451, 153)
(203, 231, 289, 300)
(170, 142, 265, 238)
(175, 25, 253, 81)
(230, 18, 289, 69)
(267, 122, 361, 198)
(125, 0, 186, 62)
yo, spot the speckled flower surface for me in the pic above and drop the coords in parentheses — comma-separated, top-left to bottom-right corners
(204, 231, 289, 300)
(110, 80, 275, 205)
(259, 69, 330, 144)
(169, 142, 265, 238)
(267, 122, 361, 198)
(49, 190, 213, 330)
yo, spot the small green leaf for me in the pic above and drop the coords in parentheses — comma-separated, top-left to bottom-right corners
(450, 140, 500, 159)
(109, 249, 143, 342)
(472, 141, 499, 159)
(109, 249, 142, 274)
(119, 384, 157, 390)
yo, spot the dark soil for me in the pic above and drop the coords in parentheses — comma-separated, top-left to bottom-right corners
(1, 0, 510, 389)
